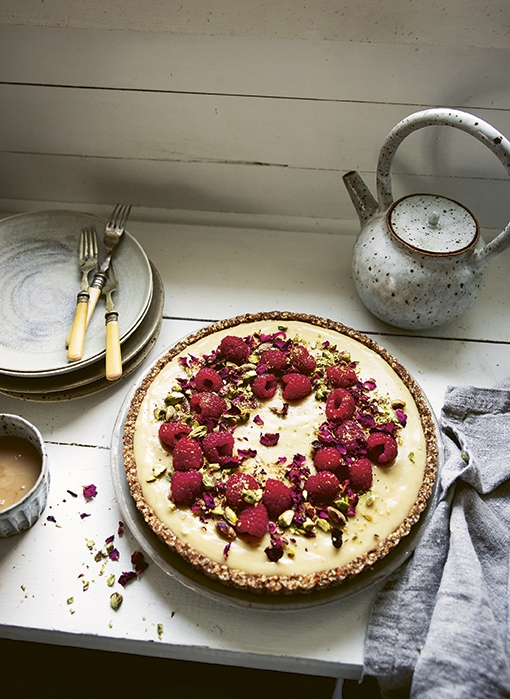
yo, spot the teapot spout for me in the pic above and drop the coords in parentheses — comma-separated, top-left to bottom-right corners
(472, 221, 510, 267)
(343, 171, 378, 226)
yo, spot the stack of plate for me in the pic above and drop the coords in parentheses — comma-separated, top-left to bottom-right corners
(0, 210, 164, 401)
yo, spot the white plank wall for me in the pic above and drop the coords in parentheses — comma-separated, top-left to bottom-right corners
(0, 1, 510, 231)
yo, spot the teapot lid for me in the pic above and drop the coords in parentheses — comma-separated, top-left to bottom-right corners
(387, 194, 479, 255)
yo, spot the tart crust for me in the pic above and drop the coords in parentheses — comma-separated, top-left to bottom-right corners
(122, 311, 438, 595)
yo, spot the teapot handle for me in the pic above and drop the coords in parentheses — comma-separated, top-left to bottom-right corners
(376, 108, 510, 263)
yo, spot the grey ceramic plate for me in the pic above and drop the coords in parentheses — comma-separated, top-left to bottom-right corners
(0, 262, 164, 401)
(0, 209, 152, 377)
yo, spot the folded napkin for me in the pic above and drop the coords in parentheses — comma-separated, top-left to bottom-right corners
(363, 377, 510, 698)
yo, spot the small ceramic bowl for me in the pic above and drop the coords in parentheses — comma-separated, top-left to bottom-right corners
(0, 414, 49, 537)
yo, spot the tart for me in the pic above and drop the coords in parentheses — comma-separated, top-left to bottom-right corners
(123, 311, 438, 595)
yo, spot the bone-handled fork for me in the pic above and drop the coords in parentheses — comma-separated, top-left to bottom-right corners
(102, 263, 122, 381)
(66, 226, 98, 361)
(86, 203, 131, 327)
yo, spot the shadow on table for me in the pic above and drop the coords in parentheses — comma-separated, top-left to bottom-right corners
(0, 637, 387, 699)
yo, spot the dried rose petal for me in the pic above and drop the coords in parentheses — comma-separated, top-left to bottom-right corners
(260, 432, 280, 447)
(82, 484, 98, 500)
(131, 550, 149, 574)
(118, 571, 137, 587)
(108, 548, 120, 561)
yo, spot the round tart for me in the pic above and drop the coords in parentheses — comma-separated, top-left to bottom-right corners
(123, 312, 438, 595)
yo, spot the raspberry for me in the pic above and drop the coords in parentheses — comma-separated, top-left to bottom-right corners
(289, 345, 316, 375)
(236, 503, 269, 541)
(325, 388, 356, 421)
(367, 432, 398, 464)
(281, 373, 312, 401)
(305, 471, 340, 504)
(259, 349, 287, 372)
(335, 420, 366, 454)
(348, 457, 373, 491)
(225, 472, 260, 509)
(171, 470, 203, 505)
(219, 335, 250, 365)
(252, 373, 278, 400)
(202, 431, 234, 465)
(158, 420, 191, 449)
(190, 392, 227, 423)
(326, 365, 357, 388)
(195, 367, 222, 393)
(314, 446, 342, 473)
(262, 478, 293, 520)
(172, 437, 204, 471)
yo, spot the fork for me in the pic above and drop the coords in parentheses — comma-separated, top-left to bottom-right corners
(66, 226, 98, 361)
(102, 263, 122, 381)
(86, 203, 132, 326)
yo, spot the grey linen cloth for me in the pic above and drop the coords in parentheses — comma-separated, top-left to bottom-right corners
(363, 377, 510, 698)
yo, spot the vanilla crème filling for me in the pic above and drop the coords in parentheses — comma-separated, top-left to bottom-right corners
(132, 319, 427, 578)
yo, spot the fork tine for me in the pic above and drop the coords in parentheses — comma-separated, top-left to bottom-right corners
(90, 226, 98, 262)
(107, 203, 122, 230)
(115, 204, 131, 232)
(79, 228, 87, 259)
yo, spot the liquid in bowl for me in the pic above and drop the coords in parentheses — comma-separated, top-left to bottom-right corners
(0, 435, 42, 510)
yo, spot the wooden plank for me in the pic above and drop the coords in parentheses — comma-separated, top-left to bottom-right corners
(0, 0, 508, 49)
(1, 26, 509, 108)
(1, 84, 510, 178)
(0, 152, 509, 229)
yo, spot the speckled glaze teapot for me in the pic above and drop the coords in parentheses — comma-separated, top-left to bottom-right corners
(343, 108, 510, 329)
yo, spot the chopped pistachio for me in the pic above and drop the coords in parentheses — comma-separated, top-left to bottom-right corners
(224, 506, 238, 526)
(211, 505, 225, 517)
(362, 512, 373, 522)
(157, 623, 164, 639)
(316, 518, 331, 533)
(164, 405, 176, 421)
(202, 472, 217, 490)
(153, 407, 167, 421)
(286, 547, 296, 558)
(110, 592, 123, 610)
(365, 494, 376, 507)
(303, 517, 316, 531)
(334, 495, 351, 512)
(408, 452, 415, 463)
(314, 385, 329, 401)
(243, 488, 263, 504)
(278, 509, 295, 528)
(164, 391, 185, 406)
(151, 464, 167, 479)
(189, 425, 208, 439)
(85, 539, 95, 549)
(67, 597, 74, 605)
(326, 506, 347, 526)
(106, 574, 115, 587)
(216, 520, 236, 540)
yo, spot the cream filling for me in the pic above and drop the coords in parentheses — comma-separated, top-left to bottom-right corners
(133, 320, 427, 577)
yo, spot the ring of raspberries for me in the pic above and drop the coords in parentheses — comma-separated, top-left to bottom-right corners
(152, 327, 407, 563)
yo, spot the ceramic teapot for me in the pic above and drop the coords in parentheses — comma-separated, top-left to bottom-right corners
(343, 108, 510, 329)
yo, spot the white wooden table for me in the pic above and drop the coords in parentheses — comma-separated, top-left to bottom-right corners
(0, 213, 508, 693)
